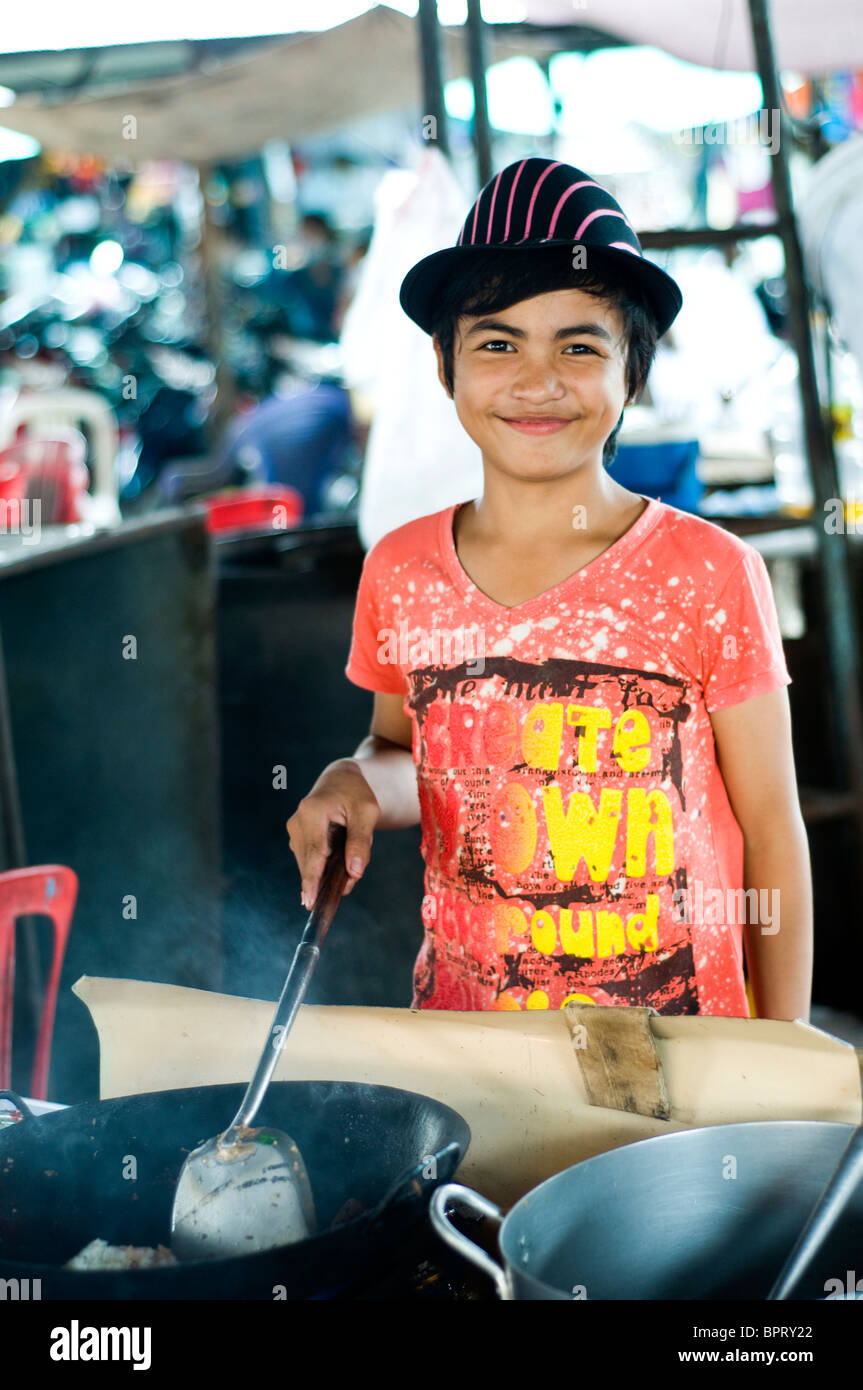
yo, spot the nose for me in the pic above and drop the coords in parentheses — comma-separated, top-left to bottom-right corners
(510, 354, 567, 404)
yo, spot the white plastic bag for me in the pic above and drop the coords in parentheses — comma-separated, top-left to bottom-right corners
(800, 135, 863, 379)
(340, 148, 483, 550)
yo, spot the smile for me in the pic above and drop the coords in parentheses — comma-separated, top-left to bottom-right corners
(498, 416, 573, 436)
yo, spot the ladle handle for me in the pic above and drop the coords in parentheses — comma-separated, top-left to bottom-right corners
(227, 823, 349, 1135)
(768, 1124, 863, 1300)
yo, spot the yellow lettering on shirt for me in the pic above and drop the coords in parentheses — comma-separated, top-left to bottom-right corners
(625, 789, 676, 875)
(596, 910, 627, 957)
(530, 908, 556, 955)
(566, 704, 612, 772)
(515, 899, 662, 958)
(612, 710, 652, 772)
(542, 786, 622, 882)
(522, 703, 564, 770)
(560, 906, 595, 956)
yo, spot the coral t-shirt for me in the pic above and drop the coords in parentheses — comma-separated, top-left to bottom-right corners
(345, 496, 791, 1017)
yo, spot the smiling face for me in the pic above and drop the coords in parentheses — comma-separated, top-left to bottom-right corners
(434, 287, 632, 484)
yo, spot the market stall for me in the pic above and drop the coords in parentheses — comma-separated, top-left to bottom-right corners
(0, 0, 862, 1328)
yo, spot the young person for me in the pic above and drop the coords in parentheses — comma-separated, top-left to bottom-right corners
(287, 158, 813, 1020)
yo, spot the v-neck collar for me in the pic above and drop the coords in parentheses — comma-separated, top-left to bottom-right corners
(439, 494, 663, 615)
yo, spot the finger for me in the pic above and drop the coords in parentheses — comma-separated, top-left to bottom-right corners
(286, 819, 313, 908)
(298, 830, 333, 910)
(344, 808, 377, 881)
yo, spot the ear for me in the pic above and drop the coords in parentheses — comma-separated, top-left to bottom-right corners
(432, 335, 453, 399)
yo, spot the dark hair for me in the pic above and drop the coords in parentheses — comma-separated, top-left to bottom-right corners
(429, 246, 659, 466)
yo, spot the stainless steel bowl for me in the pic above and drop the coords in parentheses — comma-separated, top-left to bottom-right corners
(431, 1121, 863, 1300)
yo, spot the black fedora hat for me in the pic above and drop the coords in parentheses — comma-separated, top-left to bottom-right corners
(399, 156, 683, 338)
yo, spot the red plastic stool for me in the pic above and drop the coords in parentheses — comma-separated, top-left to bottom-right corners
(203, 484, 304, 534)
(0, 865, 78, 1099)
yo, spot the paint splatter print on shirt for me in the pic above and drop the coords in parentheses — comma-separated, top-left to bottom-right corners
(346, 497, 791, 1016)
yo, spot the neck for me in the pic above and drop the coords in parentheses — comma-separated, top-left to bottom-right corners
(463, 462, 640, 547)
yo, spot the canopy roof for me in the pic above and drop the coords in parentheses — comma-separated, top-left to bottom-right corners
(522, 0, 863, 74)
(0, 9, 493, 164)
(0, 2, 857, 165)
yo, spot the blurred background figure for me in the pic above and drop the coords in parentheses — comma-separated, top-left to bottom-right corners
(259, 211, 345, 343)
(217, 378, 355, 516)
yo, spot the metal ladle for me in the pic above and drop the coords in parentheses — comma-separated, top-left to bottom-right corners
(171, 824, 348, 1261)
(768, 1122, 863, 1299)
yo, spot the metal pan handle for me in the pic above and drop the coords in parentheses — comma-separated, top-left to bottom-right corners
(0, 1090, 36, 1123)
(430, 1182, 511, 1300)
(370, 1140, 464, 1225)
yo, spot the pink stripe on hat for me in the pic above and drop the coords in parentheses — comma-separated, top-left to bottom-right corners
(546, 179, 602, 237)
(485, 168, 504, 242)
(469, 191, 481, 245)
(574, 208, 628, 240)
(502, 159, 528, 242)
(609, 240, 642, 256)
(519, 161, 562, 241)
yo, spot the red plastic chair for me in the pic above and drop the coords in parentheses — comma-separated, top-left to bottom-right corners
(0, 866, 78, 1099)
(0, 431, 90, 525)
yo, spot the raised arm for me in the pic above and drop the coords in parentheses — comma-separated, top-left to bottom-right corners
(286, 691, 420, 909)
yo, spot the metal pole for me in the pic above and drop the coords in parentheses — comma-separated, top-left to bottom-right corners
(196, 162, 236, 446)
(466, 0, 492, 186)
(747, 0, 863, 845)
(0, 625, 42, 1038)
(0, 630, 26, 873)
(418, 0, 450, 157)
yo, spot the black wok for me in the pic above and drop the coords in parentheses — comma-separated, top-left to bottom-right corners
(0, 1082, 469, 1300)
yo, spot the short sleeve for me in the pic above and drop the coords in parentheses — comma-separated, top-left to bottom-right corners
(701, 547, 792, 713)
(345, 543, 406, 695)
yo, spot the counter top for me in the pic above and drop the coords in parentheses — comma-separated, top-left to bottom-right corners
(0, 508, 207, 578)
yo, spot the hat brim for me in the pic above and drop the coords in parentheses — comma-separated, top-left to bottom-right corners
(399, 239, 683, 339)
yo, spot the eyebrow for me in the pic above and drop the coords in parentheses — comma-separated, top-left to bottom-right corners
(463, 317, 615, 343)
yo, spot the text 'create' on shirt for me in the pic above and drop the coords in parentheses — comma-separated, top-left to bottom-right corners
(345, 496, 792, 1017)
